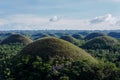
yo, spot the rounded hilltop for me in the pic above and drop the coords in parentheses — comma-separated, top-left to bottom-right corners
(0, 34, 33, 45)
(60, 35, 77, 43)
(48, 33, 57, 37)
(85, 32, 106, 40)
(20, 37, 97, 63)
(83, 36, 119, 49)
(72, 34, 83, 40)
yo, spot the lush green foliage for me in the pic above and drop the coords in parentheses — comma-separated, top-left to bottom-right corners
(72, 34, 83, 40)
(83, 36, 119, 49)
(0, 43, 24, 80)
(60, 35, 85, 46)
(0, 34, 33, 45)
(60, 35, 77, 43)
(21, 37, 96, 62)
(3, 56, 120, 80)
(85, 32, 106, 40)
(83, 44, 120, 67)
(0, 31, 120, 80)
(108, 32, 120, 39)
(82, 36, 120, 68)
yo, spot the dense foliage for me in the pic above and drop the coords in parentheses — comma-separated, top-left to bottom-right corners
(72, 34, 83, 40)
(0, 30, 120, 80)
(20, 37, 96, 62)
(7, 57, 120, 80)
(108, 32, 120, 39)
(83, 36, 119, 49)
(82, 36, 120, 67)
(0, 34, 33, 45)
(85, 32, 106, 40)
(0, 43, 24, 80)
(60, 35, 85, 46)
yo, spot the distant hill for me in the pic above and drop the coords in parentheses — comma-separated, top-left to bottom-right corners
(108, 32, 120, 38)
(47, 33, 57, 37)
(72, 34, 83, 40)
(60, 35, 77, 43)
(20, 37, 97, 63)
(83, 36, 119, 49)
(0, 34, 33, 45)
(85, 32, 106, 40)
(32, 33, 49, 40)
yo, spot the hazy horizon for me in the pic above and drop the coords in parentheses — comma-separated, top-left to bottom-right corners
(0, 0, 120, 30)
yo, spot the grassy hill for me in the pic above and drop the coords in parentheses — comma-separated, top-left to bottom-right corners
(48, 33, 57, 37)
(20, 37, 97, 63)
(60, 35, 77, 43)
(72, 34, 83, 40)
(108, 32, 120, 38)
(0, 34, 33, 45)
(85, 32, 106, 40)
(83, 36, 119, 49)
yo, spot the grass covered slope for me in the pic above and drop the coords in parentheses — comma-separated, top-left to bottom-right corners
(20, 37, 97, 62)
(60, 35, 77, 43)
(85, 32, 106, 40)
(83, 36, 119, 49)
(72, 34, 83, 40)
(0, 34, 33, 45)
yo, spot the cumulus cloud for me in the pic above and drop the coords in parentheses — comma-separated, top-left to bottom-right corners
(115, 19, 120, 26)
(49, 16, 60, 22)
(89, 14, 120, 30)
(90, 14, 117, 24)
(0, 14, 120, 30)
(0, 14, 49, 30)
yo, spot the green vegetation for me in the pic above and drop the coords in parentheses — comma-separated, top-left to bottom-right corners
(0, 43, 25, 80)
(32, 33, 50, 40)
(0, 43, 24, 59)
(60, 35, 77, 43)
(48, 33, 57, 37)
(85, 32, 106, 40)
(0, 30, 120, 80)
(0, 34, 33, 45)
(72, 34, 83, 40)
(60, 35, 84, 46)
(9, 56, 120, 80)
(20, 37, 96, 62)
(108, 32, 120, 38)
(83, 36, 119, 49)
(82, 36, 120, 68)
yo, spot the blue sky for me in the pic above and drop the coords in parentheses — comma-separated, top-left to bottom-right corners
(0, 0, 120, 30)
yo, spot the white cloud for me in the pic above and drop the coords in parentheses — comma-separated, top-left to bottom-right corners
(89, 14, 120, 30)
(49, 16, 60, 22)
(0, 14, 120, 30)
(90, 14, 117, 24)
